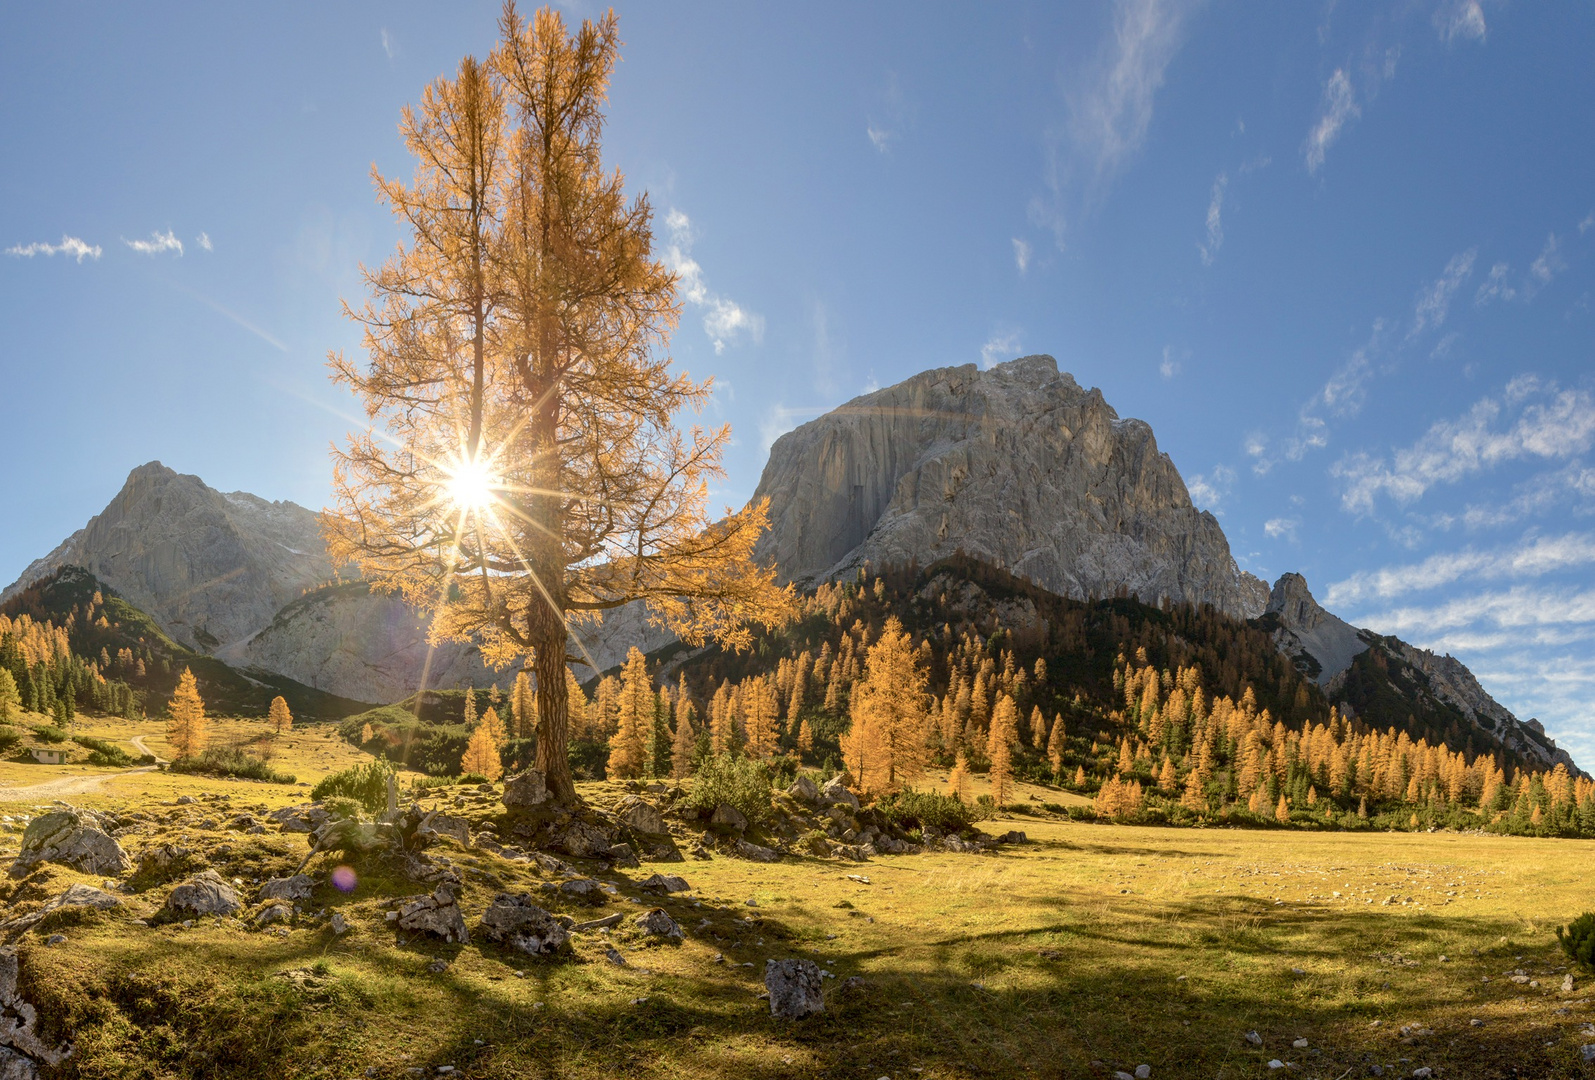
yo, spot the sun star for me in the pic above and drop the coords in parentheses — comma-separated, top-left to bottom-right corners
(442, 454, 499, 514)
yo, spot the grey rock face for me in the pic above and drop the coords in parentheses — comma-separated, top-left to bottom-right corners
(501, 771, 550, 810)
(553, 821, 612, 859)
(256, 875, 314, 903)
(1262, 573, 1369, 688)
(709, 805, 748, 835)
(479, 894, 570, 956)
(0, 884, 121, 933)
(165, 870, 242, 918)
(786, 776, 819, 803)
(751, 356, 1268, 619)
(819, 777, 859, 810)
(764, 958, 825, 1019)
(14, 809, 129, 876)
(615, 796, 667, 836)
(637, 874, 690, 895)
(634, 908, 682, 941)
(0, 947, 70, 1069)
(396, 886, 468, 943)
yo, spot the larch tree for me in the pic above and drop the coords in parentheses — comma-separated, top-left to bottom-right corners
(1045, 712, 1066, 775)
(948, 750, 972, 805)
(987, 693, 1017, 808)
(0, 669, 19, 723)
(268, 695, 293, 735)
(511, 670, 537, 738)
(484, 705, 508, 745)
(167, 669, 208, 759)
(840, 617, 930, 794)
(324, 3, 787, 805)
(463, 717, 504, 780)
(606, 648, 650, 779)
(463, 687, 478, 731)
(670, 696, 695, 779)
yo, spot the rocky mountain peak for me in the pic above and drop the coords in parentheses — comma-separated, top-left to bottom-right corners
(751, 355, 1270, 620)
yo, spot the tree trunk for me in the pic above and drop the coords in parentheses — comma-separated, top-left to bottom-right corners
(532, 600, 576, 803)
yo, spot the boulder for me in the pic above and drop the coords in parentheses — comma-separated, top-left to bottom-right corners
(606, 843, 641, 869)
(164, 870, 242, 918)
(709, 805, 748, 835)
(13, 809, 129, 876)
(267, 803, 328, 834)
(395, 886, 469, 943)
(501, 770, 550, 809)
(479, 893, 570, 956)
(634, 908, 682, 941)
(553, 878, 607, 905)
(736, 840, 781, 863)
(257, 875, 314, 903)
(787, 776, 819, 803)
(615, 796, 667, 836)
(254, 902, 293, 927)
(820, 778, 859, 810)
(0, 1046, 37, 1080)
(764, 958, 825, 1019)
(0, 947, 71, 1068)
(637, 874, 690, 895)
(419, 813, 471, 846)
(0, 883, 121, 933)
(554, 821, 612, 859)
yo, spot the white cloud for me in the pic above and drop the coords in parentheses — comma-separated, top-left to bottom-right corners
(196, 232, 213, 252)
(1528, 232, 1563, 287)
(662, 209, 762, 354)
(1012, 237, 1031, 274)
(124, 230, 183, 256)
(1409, 248, 1476, 339)
(866, 125, 890, 153)
(1159, 345, 1181, 379)
(1334, 382, 1595, 513)
(1263, 517, 1300, 541)
(1068, 0, 1193, 184)
(1198, 171, 1226, 265)
(1580, 212, 1594, 236)
(1433, 0, 1487, 44)
(1475, 261, 1515, 305)
(1304, 68, 1358, 174)
(1457, 459, 1595, 529)
(381, 28, 400, 59)
(4, 235, 101, 262)
(1359, 585, 1595, 637)
(1186, 464, 1235, 511)
(1327, 532, 1595, 606)
(980, 329, 1022, 370)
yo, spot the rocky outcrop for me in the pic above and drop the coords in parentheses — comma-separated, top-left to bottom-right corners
(2, 462, 334, 651)
(751, 356, 1269, 619)
(13, 809, 128, 877)
(1261, 573, 1370, 689)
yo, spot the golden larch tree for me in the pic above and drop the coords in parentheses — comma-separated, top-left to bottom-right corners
(840, 617, 930, 794)
(511, 670, 537, 738)
(268, 695, 292, 735)
(987, 693, 1017, 807)
(167, 669, 208, 759)
(670, 697, 695, 780)
(948, 750, 972, 805)
(606, 648, 651, 779)
(462, 717, 504, 780)
(323, 3, 788, 804)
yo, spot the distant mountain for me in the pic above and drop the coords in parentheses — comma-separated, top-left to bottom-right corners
(751, 355, 1271, 619)
(1258, 573, 1576, 773)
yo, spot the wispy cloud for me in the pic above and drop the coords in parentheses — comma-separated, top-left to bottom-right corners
(1433, 0, 1487, 44)
(1334, 379, 1595, 513)
(1528, 232, 1563, 288)
(980, 328, 1022, 370)
(4, 235, 102, 262)
(1012, 238, 1031, 274)
(1475, 261, 1516, 305)
(1580, 212, 1594, 236)
(662, 209, 763, 354)
(1159, 345, 1182, 379)
(1327, 532, 1595, 606)
(1304, 68, 1359, 174)
(1069, 0, 1193, 184)
(865, 71, 910, 154)
(1409, 248, 1476, 339)
(1357, 584, 1595, 638)
(1186, 464, 1235, 511)
(124, 229, 183, 256)
(1198, 171, 1226, 265)
(196, 232, 213, 252)
(380, 28, 400, 60)
(1263, 517, 1300, 541)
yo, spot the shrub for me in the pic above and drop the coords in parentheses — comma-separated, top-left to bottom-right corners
(875, 789, 978, 834)
(683, 753, 772, 825)
(74, 736, 133, 768)
(1558, 912, 1595, 971)
(0, 729, 20, 753)
(170, 747, 296, 784)
(458, 772, 490, 786)
(312, 760, 398, 814)
(31, 725, 68, 744)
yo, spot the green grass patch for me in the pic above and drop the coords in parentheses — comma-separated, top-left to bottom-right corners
(169, 747, 296, 784)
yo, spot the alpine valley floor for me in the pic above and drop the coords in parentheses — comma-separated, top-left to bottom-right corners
(0, 725, 1590, 1079)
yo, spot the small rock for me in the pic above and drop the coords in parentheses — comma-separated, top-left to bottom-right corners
(634, 908, 682, 941)
(1292, 1038, 1308, 1049)
(426, 959, 450, 974)
(14, 807, 130, 876)
(1245, 1031, 1263, 1047)
(175, 795, 195, 805)
(605, 842, 641, 869)
(709, 804, 749, 835)
(479, 893, 569, 956)
(765, 958, 825, 1020)
(787, 776, 819, 803)
(1134, 1066, 1151, 1079)
(1114, 1072, 1134, 1080)
(554, 878, 606, 905)
(603, 946, 627, 966)
(1412, 1069, 1433, 1079)
(257, 874, 314, 903)
(1580, 1044, 1595, 1064)
(331, 912, 349, 935)
(396, 886, 469, 943)
(615, 796, 667, 836)
(1266, 1062, 1284, 1071)
(819, 776, 859, 809)
(736, 839, 780, 863)
(164, 869, 242, 918)
(254, 902, 293, 927)
(44, 934, 66, 946)
(1563, 974, 1576, 993)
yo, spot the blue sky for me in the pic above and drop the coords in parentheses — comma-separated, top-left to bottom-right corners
(3, 2, 1592, 762)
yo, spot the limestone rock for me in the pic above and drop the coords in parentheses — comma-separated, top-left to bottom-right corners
(164, 870, 242, 918)
(479, 894, 570, 956)
(634, 908, 682, 941)
(1261, 573, 1369, 689)
(0, 947, 70, 1067)
(501, 771, 550, 810)
(254, 902, 293, 927)
(750, 356, 1268, 619)
(709, 805, 748, 835)
(736, 840, 781, 863)
(615, 796, 667, 836)
(267, 804, 328, 834)
(552, 878, 606, 905)
(396, 886, 468, 943)
(819, 777, 859, 810)
(0, 1046, 37, 1080)
(605, 843, 641, 869)
(257, 875, 314, 903)
(14, 809, 129, 877)
(787, 776, 819, 803)
(553, 821, 612, 859)
(764, 958, 825, 1019)
(637, 874, 690, 894)
(0, 883, 121, 933)
(419, 814, 471, 847)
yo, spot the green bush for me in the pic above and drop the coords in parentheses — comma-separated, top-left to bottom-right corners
(458, 772, 490, 786)
(312, 760, 398, 814)
(0, 729, 20, 753)
(684, 753, 772, 825)
(1557, 912, 1595, 971)
(31, 725, 68, 744)
(875, 789, 978, 833)
(170, 747, 296, 784)
(74, 736, 133, 767)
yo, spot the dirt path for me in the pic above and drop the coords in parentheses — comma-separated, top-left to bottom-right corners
(0, 734, 165, 803)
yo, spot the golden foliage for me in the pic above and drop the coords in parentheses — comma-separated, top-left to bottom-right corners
(167, 669, 208, 759)
(268, 695, 292, 735)
(841, 617, 930, 794)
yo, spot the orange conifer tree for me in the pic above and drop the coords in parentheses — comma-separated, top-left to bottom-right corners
(167, 669, 208, 759)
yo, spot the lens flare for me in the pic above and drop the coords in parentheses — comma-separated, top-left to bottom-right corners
(442, 455, 498, 513)
(332, 865, 358, 893)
